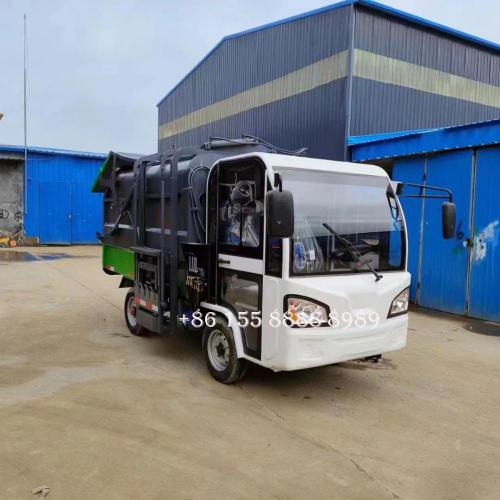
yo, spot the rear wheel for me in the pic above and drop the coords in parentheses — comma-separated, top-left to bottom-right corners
(203, 320, 247, 384)
(124, 290, 146, 336)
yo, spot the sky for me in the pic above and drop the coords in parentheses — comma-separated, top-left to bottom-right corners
(0, 0, 499, 154)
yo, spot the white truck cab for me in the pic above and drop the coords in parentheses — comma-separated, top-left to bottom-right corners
(199, 152, 411, 379)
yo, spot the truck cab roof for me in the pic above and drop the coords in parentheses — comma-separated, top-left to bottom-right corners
(217, 152, 389, 178)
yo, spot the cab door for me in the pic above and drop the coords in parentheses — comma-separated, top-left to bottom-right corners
(215, 158, 266, 360)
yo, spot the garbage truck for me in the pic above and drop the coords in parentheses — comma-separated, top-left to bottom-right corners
(92, 136, 456, 383)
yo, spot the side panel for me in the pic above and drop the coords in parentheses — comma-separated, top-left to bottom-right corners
(38, 182, 71, 244)
(392, 157, 425, 301)
(418, 150, 472, 314)
(469, 147, 500, 322)
(102, 244, 135, 279)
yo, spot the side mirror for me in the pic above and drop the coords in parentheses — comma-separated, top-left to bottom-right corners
(266, 189, 294, 238)
(392, 181, 404, 195)
(442, 202, 456, 239)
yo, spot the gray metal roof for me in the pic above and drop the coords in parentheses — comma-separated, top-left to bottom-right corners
(0, 144, 106, 160)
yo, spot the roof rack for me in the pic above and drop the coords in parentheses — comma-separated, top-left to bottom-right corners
(203, 135, 308, 156)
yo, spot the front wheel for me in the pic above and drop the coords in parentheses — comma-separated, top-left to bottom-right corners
(202, 320, 247, 384)
(124, 290, 146, 336)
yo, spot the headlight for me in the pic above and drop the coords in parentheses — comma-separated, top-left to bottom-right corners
(285, 296, 328, 327)
(388, 288, 409, 317)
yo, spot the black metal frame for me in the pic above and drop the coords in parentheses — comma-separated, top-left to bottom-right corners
(96, 138, 300, 336)
(396, 182, 453, 202)
(131, 147, 200, 335)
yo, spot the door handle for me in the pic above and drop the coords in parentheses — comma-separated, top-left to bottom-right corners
(218, 258, 230, 264)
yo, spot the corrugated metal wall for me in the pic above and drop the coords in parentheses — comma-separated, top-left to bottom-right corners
(158, 5, 351, 159)
(392, 146, 500, 323)
(158, 2, 500, 160)
(351, 119, 500, 322)
(25, 152, 104, 244)
(160, 83, 348, 159)
(351, 6, 500, 135)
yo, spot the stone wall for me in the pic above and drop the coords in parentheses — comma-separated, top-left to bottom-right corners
(0, 160, 23, 235)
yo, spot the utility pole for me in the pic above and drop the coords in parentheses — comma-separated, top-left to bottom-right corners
(23, 13, 28, 219)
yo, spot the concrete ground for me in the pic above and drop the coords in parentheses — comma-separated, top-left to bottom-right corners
(0, 246, 499, 500)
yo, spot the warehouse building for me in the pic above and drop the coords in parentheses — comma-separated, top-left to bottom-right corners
(0, 145, 105, 244)
(157, 0, 500, 159)
(350, 118, 500, 322)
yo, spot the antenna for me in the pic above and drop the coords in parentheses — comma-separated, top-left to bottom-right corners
(23, 13, 28, 219)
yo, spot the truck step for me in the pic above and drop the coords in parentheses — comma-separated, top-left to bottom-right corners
(130, 246, 161, 256)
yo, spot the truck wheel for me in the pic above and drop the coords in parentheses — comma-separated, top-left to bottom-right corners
(124, 290, 145, 336)
(203, 320, 247, 384)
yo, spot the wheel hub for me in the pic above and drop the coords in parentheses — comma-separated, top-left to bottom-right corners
(126, 295, 138, 328)
(216, 342, 226, 357)
(208, 330, 230, 371)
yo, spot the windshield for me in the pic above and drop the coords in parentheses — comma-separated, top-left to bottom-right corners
(277, 168, 406, 276)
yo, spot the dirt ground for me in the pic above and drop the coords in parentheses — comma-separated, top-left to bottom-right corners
(0, 245, 499, 500)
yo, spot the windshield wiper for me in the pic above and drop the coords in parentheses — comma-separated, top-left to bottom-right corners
(323, 223, 383, 282)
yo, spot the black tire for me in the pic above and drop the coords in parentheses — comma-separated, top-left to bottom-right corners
(124, 290, 146, 336)
(202, 319, 247, 384)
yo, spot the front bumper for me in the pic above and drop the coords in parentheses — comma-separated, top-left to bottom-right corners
(269, 314, 408, 371)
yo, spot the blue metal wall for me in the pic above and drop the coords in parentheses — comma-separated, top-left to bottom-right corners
(351, 122, 500, 322)
(391, 153, 473, 312)
(469, 147, 500, 321)
(393, 147, 500, 322)
(24, 151, 105, 244)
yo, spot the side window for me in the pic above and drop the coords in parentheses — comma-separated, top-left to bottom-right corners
(218, 161, 265, 258)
